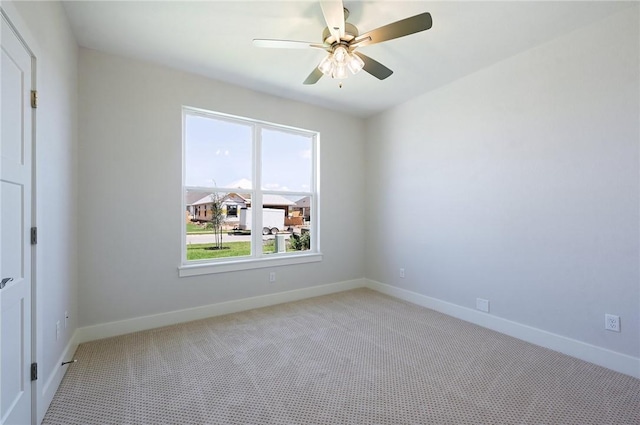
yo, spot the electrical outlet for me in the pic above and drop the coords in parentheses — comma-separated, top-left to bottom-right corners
(65, 311, 69, 329)
(476, 298, 490, 313)
(605, 314, 620, 332)
(399, 268, 405, 278)
(269, 272, 276, 283)
(56, 321, 60, 340)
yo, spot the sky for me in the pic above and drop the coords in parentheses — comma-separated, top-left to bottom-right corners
(185, 114, 313, 193)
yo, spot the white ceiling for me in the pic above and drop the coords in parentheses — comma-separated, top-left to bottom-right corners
(62, 1, 632, 118)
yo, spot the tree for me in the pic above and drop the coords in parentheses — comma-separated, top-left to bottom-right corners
(205, 192, 225, 250)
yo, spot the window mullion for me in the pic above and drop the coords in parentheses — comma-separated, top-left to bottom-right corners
(252, 124, 263, 258)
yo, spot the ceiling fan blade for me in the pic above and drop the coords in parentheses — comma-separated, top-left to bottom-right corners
(320, 0, 345, 42)
(253, 39, 326, 49)
(303, 67, 324, 85)
(352, 52, 393, 80)
(354, 12, 432, 47)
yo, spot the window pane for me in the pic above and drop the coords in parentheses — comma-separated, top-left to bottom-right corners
(185, 114, 253, 189)
(261, 129, 312, 192)
(288, 195, 312, 253)
(261, 195, 312, 255)
(185, 191, 251, 261)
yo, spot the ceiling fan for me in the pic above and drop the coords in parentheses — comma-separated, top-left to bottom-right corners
(253, 0, 432, 85)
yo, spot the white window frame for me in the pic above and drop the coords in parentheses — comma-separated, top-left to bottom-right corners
(179, 106, 322, 277)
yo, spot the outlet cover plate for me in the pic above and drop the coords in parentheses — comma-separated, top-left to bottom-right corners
(476, 298, 490, 313)
(605, 314, 620, 332)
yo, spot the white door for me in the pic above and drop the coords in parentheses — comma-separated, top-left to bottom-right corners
(1, 11, 33, 425)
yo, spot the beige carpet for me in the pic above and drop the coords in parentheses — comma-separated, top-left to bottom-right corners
(44, 288, 639, 424)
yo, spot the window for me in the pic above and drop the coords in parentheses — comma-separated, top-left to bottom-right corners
(180, 107, 321, 276)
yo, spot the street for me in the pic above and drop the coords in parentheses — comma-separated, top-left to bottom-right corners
(186, 232, 292, 244)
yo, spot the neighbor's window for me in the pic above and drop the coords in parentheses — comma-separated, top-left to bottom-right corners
(180, 107, 320, 276)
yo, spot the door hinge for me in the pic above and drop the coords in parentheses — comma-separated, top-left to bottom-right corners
(31, 227, 37, 245)
(31, 363, 38, 381)
(31, 90, 38, 108)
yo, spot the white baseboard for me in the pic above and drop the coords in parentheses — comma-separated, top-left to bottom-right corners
(76, 279, 366, 344)
(73, 277, 639, 378)
(365, 279, 640, 379)
(39, 329, 80, 423)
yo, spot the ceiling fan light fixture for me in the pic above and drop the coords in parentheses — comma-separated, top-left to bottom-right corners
(333, 45, 348, 63)
(332, 63, 348, 80)
(318, 55, 334, 76)
(347, 53, 364, 74)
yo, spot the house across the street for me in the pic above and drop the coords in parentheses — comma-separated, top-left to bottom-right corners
(188, 192, 297, 227)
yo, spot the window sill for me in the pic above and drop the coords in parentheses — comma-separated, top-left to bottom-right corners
(178, 252, 323, 277)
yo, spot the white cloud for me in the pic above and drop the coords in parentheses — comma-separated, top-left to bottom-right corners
(265, 183, 291, 191)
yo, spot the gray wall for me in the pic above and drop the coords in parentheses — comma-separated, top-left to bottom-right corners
(364, 7, 639, 358)
(4, 1, 79, 421)
(77, 48, 366, 327)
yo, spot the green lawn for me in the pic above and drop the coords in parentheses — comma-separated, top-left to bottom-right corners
(187, 241, 251, 260)
(186, 222, 214, 234)
(186, 240, 290, 260)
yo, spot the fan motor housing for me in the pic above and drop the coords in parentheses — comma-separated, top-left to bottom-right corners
(322, 22, 359, 45)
